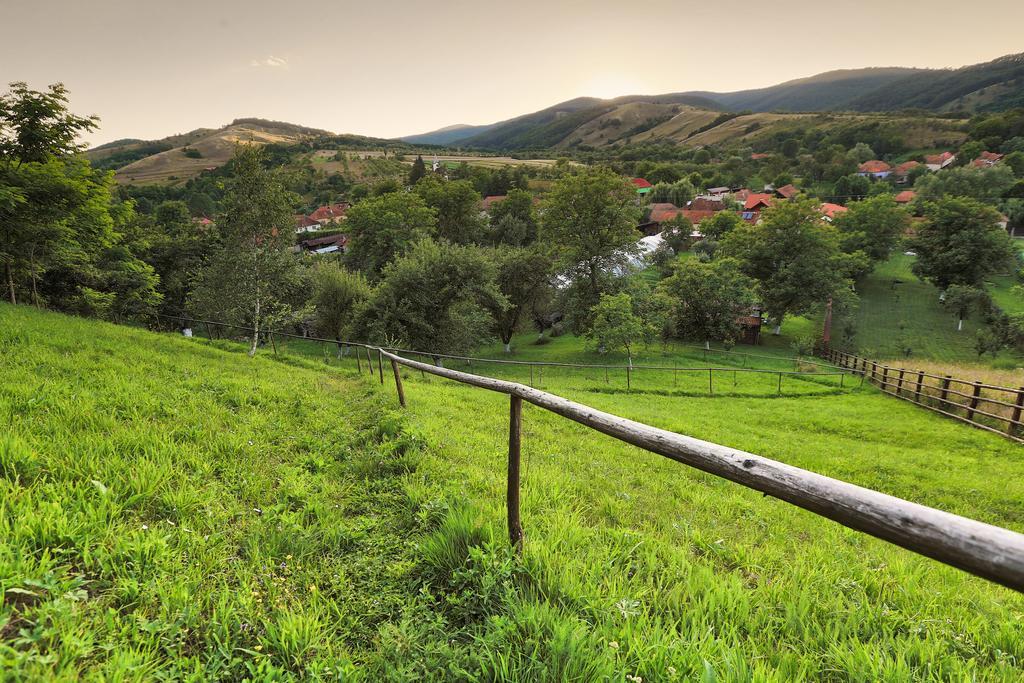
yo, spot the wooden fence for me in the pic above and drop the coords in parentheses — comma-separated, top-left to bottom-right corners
(824, 348, 1024, 444)
(157, 314, 1024, 591)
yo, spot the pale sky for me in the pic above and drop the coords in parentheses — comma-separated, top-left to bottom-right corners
(3, 0, 1023, 147)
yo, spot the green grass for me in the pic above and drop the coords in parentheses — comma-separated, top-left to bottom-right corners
(4, 303, 1024, 680)
(840, 253, 1024, 365)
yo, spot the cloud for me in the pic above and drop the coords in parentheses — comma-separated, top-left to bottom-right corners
(250, 56, 288, 68)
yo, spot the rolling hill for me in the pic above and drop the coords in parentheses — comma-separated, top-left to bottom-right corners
(403, 52, 1024, 150)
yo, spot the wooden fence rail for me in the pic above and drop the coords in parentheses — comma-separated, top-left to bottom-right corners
(156, 313, 1024, 591)
(823, 348, 1024, 443)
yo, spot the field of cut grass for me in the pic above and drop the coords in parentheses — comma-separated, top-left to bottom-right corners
(4, 303, 1024, 680)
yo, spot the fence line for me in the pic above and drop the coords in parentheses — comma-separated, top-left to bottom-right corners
(824, 348, 1023, 443)
(157, 314, 852, 397)
(156, 313, 1024, 590)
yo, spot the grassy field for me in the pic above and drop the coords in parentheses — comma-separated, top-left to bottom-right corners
(837, 253, 1024, 366)
(3, 304, 1024, 680)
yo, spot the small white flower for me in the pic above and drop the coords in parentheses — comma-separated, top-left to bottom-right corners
(141, 524, 148, 530)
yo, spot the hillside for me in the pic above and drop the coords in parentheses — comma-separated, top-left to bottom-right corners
(5, 303, 1024, 678)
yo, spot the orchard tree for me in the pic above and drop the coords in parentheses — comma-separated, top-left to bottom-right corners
(311, 262, 371, 346)
(909, 197, 1017, 291)
(585, 292, 648, 367)
(699, 210, 743, 240)
(357, 239, 505, 359)
(415, 176, 485, 244)
(344, 191, 436, 278)
(832, 195, 911, 267)
(721, 199, 859, 334)
(913, 165, 1015, 204)
(540, 168, 640, 331)
(485, 245, 553, 353)
(488, 188, 538, 246)
(943, 284, 990, 332)
(657, 258, 757, 345)
(189, 145, 299, 356)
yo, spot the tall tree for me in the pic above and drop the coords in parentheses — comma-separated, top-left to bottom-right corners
(344, 191, 435, 278)
(311, 262, 371, 345)
(720, 199, 858, 334)
(909, 197, 1017, 291)
(415, 176, 484, 244)
(585, 293, 648, 367)
(408, 155, 427, 185)
(540, 168, 640, 332)
(832, 195, 911, 268)
(943, 284, 990, 332)
(488, 188, 538, 246)
(189, 145, 299, 356)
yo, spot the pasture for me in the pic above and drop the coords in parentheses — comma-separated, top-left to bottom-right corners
(2, 303, 1024, 680)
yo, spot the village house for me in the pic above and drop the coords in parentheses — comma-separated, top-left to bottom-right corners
(924, 152, 956, 171)
(481, 195, 507, 211)
(894, 190, 916, 204)
(893, 160, 920, 182)
(857, 160, 892, 179)
(774, 184, 799, 200)
(297, 233, 348, 255)
(972, 151, 1004, 168)
(295, 215, 321, 234)
(308, 202, 350, 226)
(744, 193, 774, 211)
(819, 203, 848, 221)
(631, 178, 653, 196)
(706, 186, 731, 197)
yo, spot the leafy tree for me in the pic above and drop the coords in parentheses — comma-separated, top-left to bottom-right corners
(833, 174, 870, 202)
(540, 168, 640, 332)
(311, 262, 371, 345)
(357, 239, 504, 359)
(187, 191, 216, 217)
(781, 138, 800, 159)
(415, 176, 484, 244)
(141, 200, 213, 317)
(846, 143, 876, 163)
(408, 155, 427, 185)
(657, 258, 757, 345)
(344, 191, 436, 278)
(909, 197, 1017, 290)
(913, 165, 1015, 204)
(699, 210, 743, 240)
(485, 245, 553, 352)
(585, 292, 648, 366)
(0, 81, 97, 163)
(648, 179, 695, 206)
(720, 199, 857, 334)
(832, 195, 911, 268)
(943, 284, 990, 332)
(189, 146, 299, 356)
(488, 188, 537, 246)
(661, 214, 693, 253)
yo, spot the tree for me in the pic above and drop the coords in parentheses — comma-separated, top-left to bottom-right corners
(909, 197, 1017, 291)
(344, 191, 435, 278)
(0, 81, 97, 163)
(585, 293, 647, 366)
(357, 239, 504, 359)
(540, 168, 640, 332)
(141, 200, 213, 317)
(943, 284, 990, 332)
(699, 210, 743, 240)
(415, 176, 485, 244)
(913, 165, 1015, 204)
(661, 214, 693, 253)
(720, 199, 856, 334)
(485, 245, 553, 352)
(311, 262, 371, 345)
(488, 188, 538, 246)
(657, 258, 757, 345)
(833, 174, 870, 202)
(832, 195, 911, 268)
(408, 155, 427, 185)
(189, 146, 299, 356)
(648, 179, 695, 206)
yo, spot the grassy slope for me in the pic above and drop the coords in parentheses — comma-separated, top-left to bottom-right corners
(4, 305, 1024, 680)
(842, 253, 1024, 366)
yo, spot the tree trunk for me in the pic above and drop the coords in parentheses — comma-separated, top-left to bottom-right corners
(249, 295, 261, 357)
(5, 262, 15, 305)
(504, 342, 512, 354)
(773, 324, 781, 336)
(957, 317, 963, 332)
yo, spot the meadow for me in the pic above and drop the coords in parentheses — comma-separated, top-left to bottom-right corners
(3, 303, 1024, 680)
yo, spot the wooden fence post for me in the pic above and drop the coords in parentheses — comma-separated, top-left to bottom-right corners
(940, 375, 951, 406)
(914, 371, 924, 403)
(377, 349, 384, 384)
(896, 369, 905, 396)
(1010, 388, 1024, 438)
(507, 395, 524, 552)
(777, 372, 783, 395)
(355, 346, 362, 373)
(708, 368, 713, 395)
(967, 381, 982, 421)
(881, 366, 889, 393)
(626, 365, 631, 392)
(390, 359, 406, 408)
(871, 361, 878, 384)
(269, 331, 278, 356)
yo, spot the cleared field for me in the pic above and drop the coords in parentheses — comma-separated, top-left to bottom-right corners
(4, 304, 1023, 680)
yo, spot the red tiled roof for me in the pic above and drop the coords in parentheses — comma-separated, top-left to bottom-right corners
(680, 209, 717, 224)
(631, 177, 653, 189)
(731, 189, 752, 202)
(924, 152, 954, 165)
(308, 203, 350, 222)
(979, 151, 1004, 162)
(750, 153, 770, 160)
(481, 195, 507, 210)
(296, 215, 321, 228)
(648, 202, 682, 223)
(688, 197, 725, 212)
(894, 161, 920, 175)
(775, 184, 799, 199)
(858, 160, 891, 173)
(744, 193, 774, 210)
(894, 190, 916, 203)
(819, 203, 847, 220)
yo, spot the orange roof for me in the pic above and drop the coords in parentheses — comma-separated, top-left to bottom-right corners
(775, 184, 799, 199)
(819, 203, 847, 220)
(308, 202, 350, 222)
(858, 160, 891, 173)
(750, 153, 770, 160)
(894, 161, 920, 175)
(631, 177, 653, 189)
(894, 190, 916, 203)
(688, 197, 725, 211)
(481, 195, 507, 210)
(924, 152, 955, 165)
(648, 202, 683, 223)
(680, 209, 717, 224)
(744, 193, 774, 210)
(979, 151, 1003, 162)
